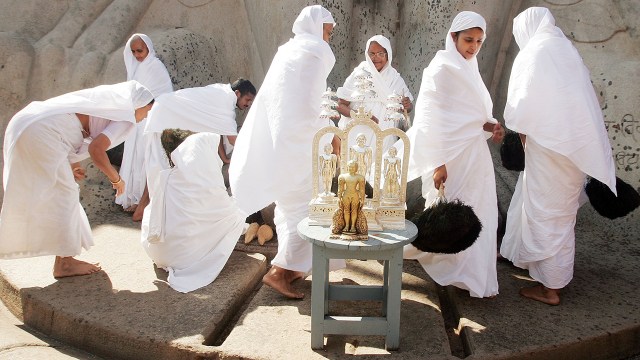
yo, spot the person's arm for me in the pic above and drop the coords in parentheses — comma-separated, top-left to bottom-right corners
(88, 134, 124, 196)
(218, 137, 230, 164)
(226, 135, 237, 146)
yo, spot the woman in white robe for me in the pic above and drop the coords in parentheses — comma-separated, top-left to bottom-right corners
(402, 11, 504, 298)
(116, 34, 173, 212)
(229, 5, 343, 299)
(0, 81, 154, 278)
(500, 7, 617, 305)
(141, 132, 247, 293)
(337, 35, 413, 154)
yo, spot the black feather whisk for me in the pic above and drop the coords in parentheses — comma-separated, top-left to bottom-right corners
(585, 176, 640, 219)
(411, 184, 482, 254)
(500, 131, 525, 171)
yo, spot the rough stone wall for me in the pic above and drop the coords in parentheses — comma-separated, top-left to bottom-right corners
(0, 0, 639, 193)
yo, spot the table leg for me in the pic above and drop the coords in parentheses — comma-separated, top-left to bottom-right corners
(311, 246, 328, 349)
(385, 249, 403, 350)
(382, 259, 389, 316)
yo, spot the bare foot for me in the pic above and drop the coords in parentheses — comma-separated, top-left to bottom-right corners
(132, 188, 149, 222)
(286, 271, 306, 283)
(262, 267, 304, 299)
(519, 284, 560, 306)
(124, 204, 138, 213)
(53, 256, 101, 278)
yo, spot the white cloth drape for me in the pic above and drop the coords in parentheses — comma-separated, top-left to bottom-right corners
(500, 7, 617, 289)
(337, 35, 413, 152)
(143, 83, 238, 195)
(141, 133, 246, 293)
(229, 5, 344, 273)
(401, 11, 499, 298)
(117, 34, 173, 209)
(503, 7, 616, 192)
(0, 81, 153, 259)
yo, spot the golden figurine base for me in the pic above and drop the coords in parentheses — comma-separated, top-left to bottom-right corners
(329, 233, 369, 241)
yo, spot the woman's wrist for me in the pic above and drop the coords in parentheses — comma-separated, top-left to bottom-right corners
(109, 175, 122, 185)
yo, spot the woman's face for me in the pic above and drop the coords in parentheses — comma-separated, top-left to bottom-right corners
(130, 39, 149, 62)
(323, 23, 334, 42)
(452, 27, 484, 60)
(367, 41, 388, 72)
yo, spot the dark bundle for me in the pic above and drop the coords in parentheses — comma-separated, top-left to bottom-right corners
(500, 131, 525, 171)
(411, 197, 482, 254)
(160, 128, 196, 167)
(585, 176, 640, 219)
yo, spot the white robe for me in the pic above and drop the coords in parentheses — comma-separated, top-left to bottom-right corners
(402, 12, 499, 298)
(229, 5, 344, 273)
(141, 133, 246, 293)
(0, 81, 153, 259)
(143, 83, 238, 196)
(116, 34, 173, 209)
(337, 35, 413, 153)
(500, 7, 616, 289)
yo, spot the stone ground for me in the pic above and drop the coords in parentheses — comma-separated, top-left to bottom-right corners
(0, 149, 639, 360)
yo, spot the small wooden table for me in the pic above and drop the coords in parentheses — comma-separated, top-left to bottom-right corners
(297, 218, 418, 350)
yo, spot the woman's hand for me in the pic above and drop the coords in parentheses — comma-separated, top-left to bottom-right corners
(433, 164, 447, 190)
(491, 122, 505, 143)
(112, 178, 125, 197)
(401, 96, 413, 113)
(71, 163, 86, 181)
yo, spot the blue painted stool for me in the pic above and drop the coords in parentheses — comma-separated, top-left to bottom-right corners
(297, 218, 417, 350)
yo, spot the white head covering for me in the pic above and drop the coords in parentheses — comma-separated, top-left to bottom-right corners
(445, 11, 486, 77)
(504, 7, 616, 192)
(404, 11, 494, 181)
(292, 5, 335, 38)
(123, 34, 173, 97)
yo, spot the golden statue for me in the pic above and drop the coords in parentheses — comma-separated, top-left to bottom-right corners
(349, 133, 372, 180)
(382, 146, 401, 202)
(318, 143, 337, 197)
(331, 160, 368, 239)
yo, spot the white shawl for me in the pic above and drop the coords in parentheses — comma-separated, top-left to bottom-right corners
(229, 5, 336, 215)
(337, 35, 413, 108)
(123, 34, 173, 97)
(143, 84, 238, 136)
(3, 80, 153, 185)
(141, 132, 246, 292)
(406, 11, 496, 181)
(504, 7, 616, 193)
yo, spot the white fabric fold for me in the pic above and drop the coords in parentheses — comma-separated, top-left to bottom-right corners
(504, 7, 616, 193)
